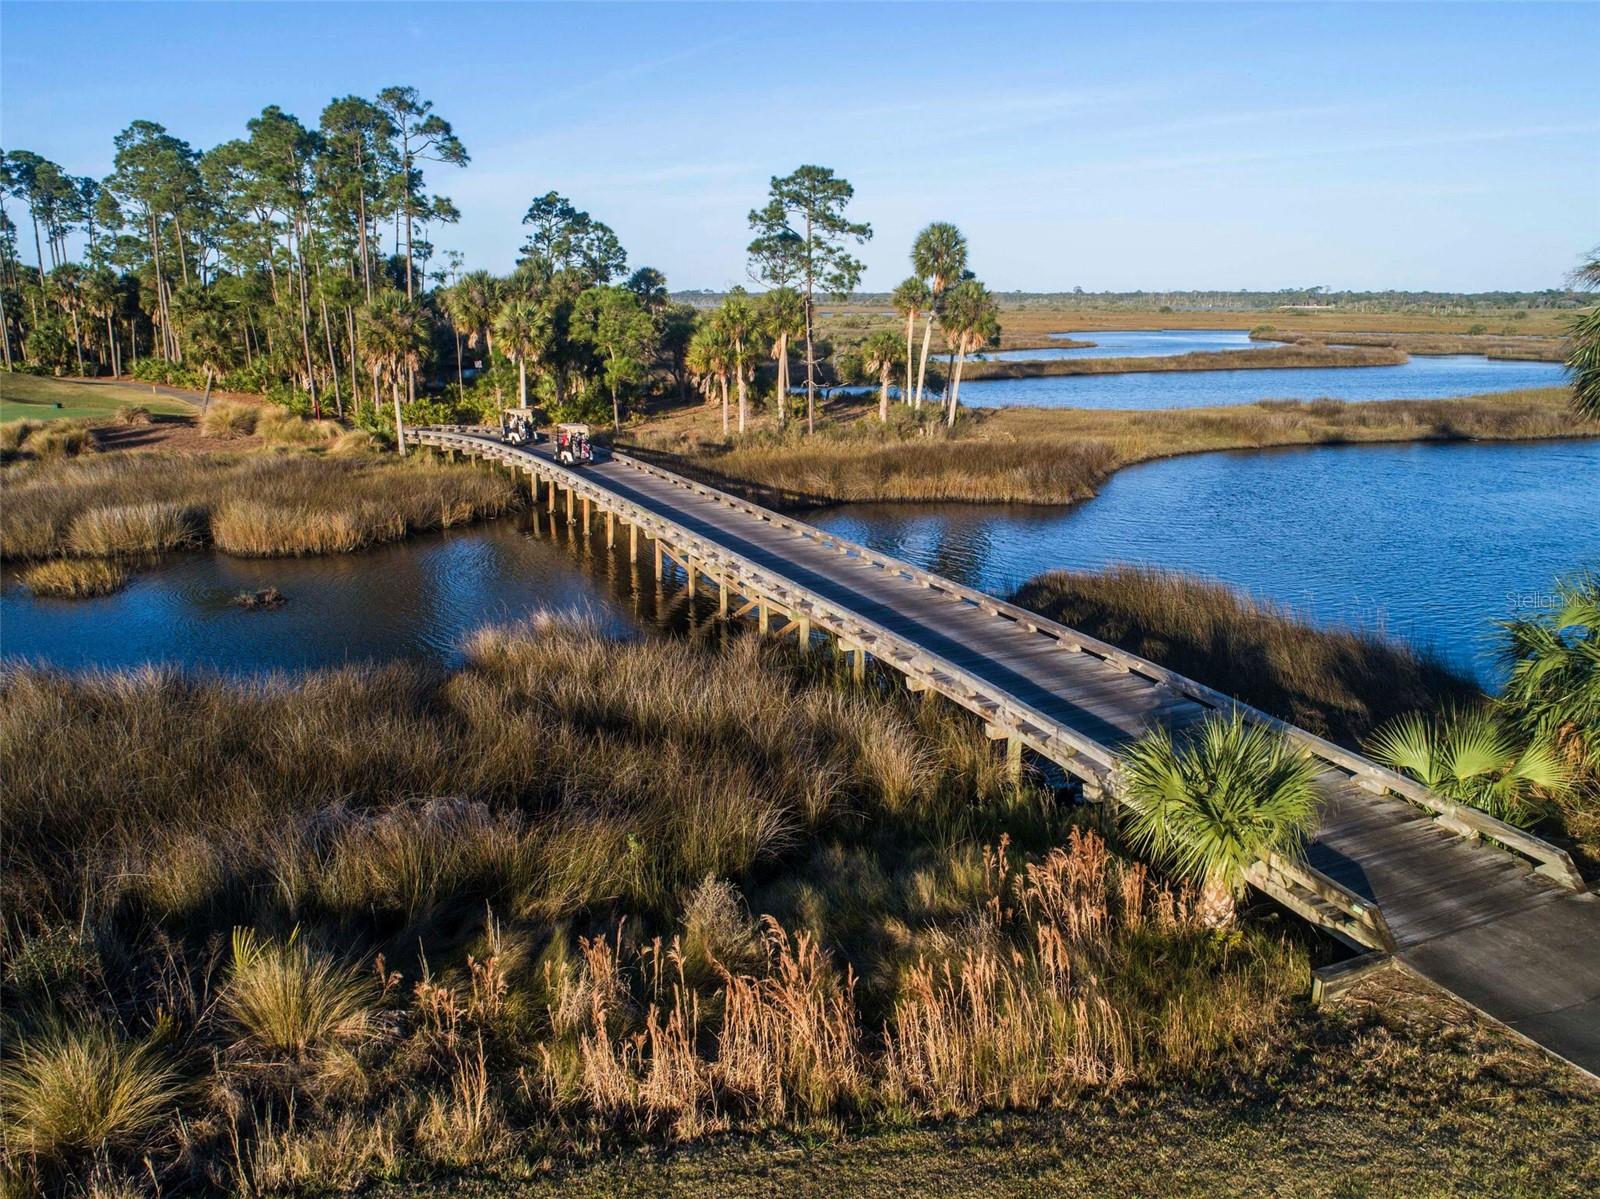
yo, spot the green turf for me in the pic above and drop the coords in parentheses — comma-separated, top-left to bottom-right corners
(0, 374, 193, 424)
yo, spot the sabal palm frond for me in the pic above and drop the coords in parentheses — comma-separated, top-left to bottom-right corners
(1567, 249, 1600, 420)
(1121, 713, 1320, 904)
(1367, 705, 1570, 826)
(1499, 573, 1600, 773)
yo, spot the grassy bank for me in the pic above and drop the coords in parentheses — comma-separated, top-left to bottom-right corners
(0, 451, 519, 562)
(821, 303, 1574, 340)
(370, 971, 1600, 1198)
(960, 342, 1407, 380)
(626, 386, 1590, 507)
(1, 620, 1314, 1194)
(1250, 329, 1566, 362)
(1011, 567, 1478, 745)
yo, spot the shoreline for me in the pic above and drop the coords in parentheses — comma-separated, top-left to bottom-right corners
(961, 342, 1407, 380)
(626, 386, 1592, 510)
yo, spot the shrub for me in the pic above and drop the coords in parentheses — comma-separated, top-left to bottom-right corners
(200, 401, 259, 438)
(19, 559, 129, 598)
(0, 1022, 182, 1164)
(222, 929, 375, 1060)
(1120, 714, 1320, 926)
(115, 404, 152, 426)
(66, 502, 202, 556)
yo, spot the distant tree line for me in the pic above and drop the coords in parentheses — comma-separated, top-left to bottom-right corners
(2, 95, 1008, 437)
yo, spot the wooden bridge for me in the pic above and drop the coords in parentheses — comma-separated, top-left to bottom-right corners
(409, 425, 1600, 1077)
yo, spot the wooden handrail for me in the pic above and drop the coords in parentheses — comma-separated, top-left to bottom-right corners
(599, 446, 1585, 894)
(411, 428, 1586, 897)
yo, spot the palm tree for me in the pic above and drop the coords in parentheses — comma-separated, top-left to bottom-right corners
(860, 329, 904, 423)
(909, 223, 967, 409)
(713, 289, 762, 435)
(1566, 248, 1600, 420)
(1498, 573, 1600, 777)
(759, 286, 805, 429)
(187, 307, 235, 411)
(891, 276, 930, 411)
(1367, 706, 1570, 828)
(493, 297, 552, 410)
(81, 268, 121, 376)
(360, 291, 429, 455)
(49, 263, 86, 375)
(687, 321, 734, 435)
(1121, 713, 1320, 927)
(449, 269, 499, 369)
(938, 278, 1000, 427)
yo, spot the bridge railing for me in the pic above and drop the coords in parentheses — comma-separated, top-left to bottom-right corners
(410, 427, 1404, 948)
(409, 426, 1124, 782)
(600, 446, 1586, 895)
(409, 427, 1584, 899)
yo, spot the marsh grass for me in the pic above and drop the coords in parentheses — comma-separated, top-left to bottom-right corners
(960, 342, 1407, 380)
(1013, 566, 1478, 743)
(1, 452, 519, 561)
(628, 387, 1587, 506)
(0, 418, 95, 461)
(0, 618, 1311, 1190)
(18, 559, 129, 598)
(0, 1022, 183, 1164)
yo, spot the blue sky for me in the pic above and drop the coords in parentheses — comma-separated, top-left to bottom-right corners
(3, 1, 1596, 292)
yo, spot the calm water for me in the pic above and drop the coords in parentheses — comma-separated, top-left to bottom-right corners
(993, 328, 1259, 361)
(4, 442, 1594, 686)
(0, 516, 667, 674)
(961, 351, 1566, 410)
(810, 439, 1600, 687)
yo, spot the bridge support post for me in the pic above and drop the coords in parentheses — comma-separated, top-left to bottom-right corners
(852, 646, 866, 682)
(797, 616, 811, 650)
(606, 511, 615, 549)
(582, 496, 591, 530)
(1006, 735, 1023, 783)
(547, 479, 556, 513)
(758, 602, 770, 634)
(653, 538, 663, 580)
(687, 561, 698, 595)
(630, 522, 638, 561)
(566, 487, 575, 525)
(718, 579, 729, 617)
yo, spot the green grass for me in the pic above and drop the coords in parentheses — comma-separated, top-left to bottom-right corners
(0, 374, 192, 424)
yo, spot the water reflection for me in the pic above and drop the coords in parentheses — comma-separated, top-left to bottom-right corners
(6, 439, 1595, 688)
(0, 510, 738, 675)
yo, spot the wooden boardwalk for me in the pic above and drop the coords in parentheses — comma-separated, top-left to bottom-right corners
(412, 426, 1600, 1077)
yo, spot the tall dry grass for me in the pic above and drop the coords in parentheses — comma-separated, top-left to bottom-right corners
(0, 620, 1308, 1189)
(0, 451, 519, 561)
(1013, 566, 1479, 743)
(0, 1022, 183, 1164)
(626, 386, 1586, 507)
(18, 559, 129, 598)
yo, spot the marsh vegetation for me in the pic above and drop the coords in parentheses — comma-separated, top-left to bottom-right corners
(0, 450, 519, 563)
(627, 386, 1588, 507)
(2, 618, 1310, 1193)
